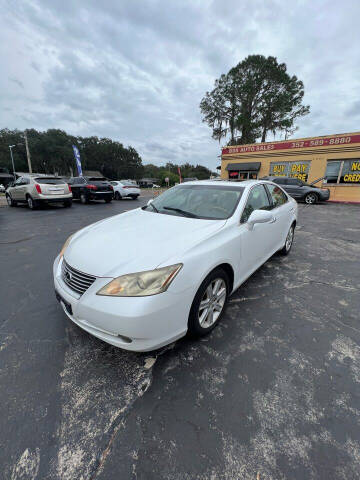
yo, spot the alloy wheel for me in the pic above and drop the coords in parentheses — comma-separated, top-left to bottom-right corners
(305, 193, 316, 204)
(198, 278, 227, 329)
(27, 196, 34, 209)
(285, 226, 294, 251)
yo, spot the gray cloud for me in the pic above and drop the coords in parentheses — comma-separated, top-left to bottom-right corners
(1, 0, 360, 168)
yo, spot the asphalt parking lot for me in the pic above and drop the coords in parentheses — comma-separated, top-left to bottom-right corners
(1, 198, 360, 480)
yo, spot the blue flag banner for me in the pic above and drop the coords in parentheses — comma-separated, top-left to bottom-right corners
(72, 145, 83, 176)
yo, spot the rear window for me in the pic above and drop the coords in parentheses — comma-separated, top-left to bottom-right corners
(122, 181, 136, 186)
(34, 177, 66, 185)
(87, 177, 107, 181)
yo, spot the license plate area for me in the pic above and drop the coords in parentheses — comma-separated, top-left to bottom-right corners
(49, 188, 64, 194)
(55, 290, 73, 315)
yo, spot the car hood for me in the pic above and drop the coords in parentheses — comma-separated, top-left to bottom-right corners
(64, 208, 227, 277)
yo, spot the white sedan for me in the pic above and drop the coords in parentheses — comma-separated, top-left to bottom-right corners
(53, 180, 297, 352)
(110, 180, 140, 200)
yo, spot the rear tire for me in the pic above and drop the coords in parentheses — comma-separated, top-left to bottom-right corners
(304, 192, 317, 204)
(114, 191, 121, 200)
(27, 195, 37, 210)
(6, 194, 16, 207)
(188, 267, 229, 338)
(279, 224, 295, 256)
(132, 195, 139, 200)
(80, 193, 88, 204)
(64, 200, 72, 208)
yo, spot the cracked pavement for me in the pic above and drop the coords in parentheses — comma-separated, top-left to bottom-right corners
(1, 198, 360, 479)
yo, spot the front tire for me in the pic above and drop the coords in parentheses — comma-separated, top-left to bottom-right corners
(188, 268, 229, 338)
(304, 192, 317, 204)
(279, 224, 295, 256)
(6, 194, 16, 207)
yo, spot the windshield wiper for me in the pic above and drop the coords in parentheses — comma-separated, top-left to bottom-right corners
(163, 206, 197, 218)
(148, 202, 159, 212)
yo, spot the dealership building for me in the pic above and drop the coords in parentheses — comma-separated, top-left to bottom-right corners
(221, 131, 360, 202)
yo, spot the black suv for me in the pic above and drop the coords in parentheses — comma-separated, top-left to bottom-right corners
(68, 176, 113, 204)
(261, 176, 330, 204)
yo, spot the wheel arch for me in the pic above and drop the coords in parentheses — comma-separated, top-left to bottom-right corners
(209, 262, 234, 294)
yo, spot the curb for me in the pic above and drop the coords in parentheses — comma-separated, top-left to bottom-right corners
(327, 200, 360, 205)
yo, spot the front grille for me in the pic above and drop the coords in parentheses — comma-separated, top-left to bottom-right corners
(61, 260, 96, 295)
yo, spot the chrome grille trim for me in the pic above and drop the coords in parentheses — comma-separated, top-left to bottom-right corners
(61, 260, 96, 295)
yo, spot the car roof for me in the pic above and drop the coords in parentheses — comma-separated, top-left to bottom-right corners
(177, 179, 270, 188)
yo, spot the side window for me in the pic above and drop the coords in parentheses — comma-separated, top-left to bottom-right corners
(267, 184, 288, 208)
(15, 177, 24, 185)
(273, 177, 287, 185)
(24, 178, 30, 185)
(287, 178, 300, 186)
(241, 185, 271, 223)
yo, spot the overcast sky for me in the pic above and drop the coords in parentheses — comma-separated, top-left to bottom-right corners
(1, 0, 360, 170)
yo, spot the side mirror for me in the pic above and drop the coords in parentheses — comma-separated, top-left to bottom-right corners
(247, 210, 275, 230)
(147, 199, 153, 206)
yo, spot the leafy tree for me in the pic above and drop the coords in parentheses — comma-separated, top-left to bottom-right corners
(0, 128, 217, 183)
(0, 128, 144, 179)
(200, 55, 310, 145)
(159, 171, 179, 186)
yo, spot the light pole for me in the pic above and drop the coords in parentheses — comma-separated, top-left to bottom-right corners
(9, 145, 16, 180)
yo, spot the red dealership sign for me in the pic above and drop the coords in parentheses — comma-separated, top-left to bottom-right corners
(222, 134, 360, 155)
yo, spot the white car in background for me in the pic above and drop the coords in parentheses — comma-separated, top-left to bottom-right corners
(54, 180, 297, 352)
(110, 180, 140, 200)
(0, 184, 5, 193)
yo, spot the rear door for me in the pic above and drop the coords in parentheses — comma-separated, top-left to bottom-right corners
(265, 183, 293, 249)
(284, 178, 303, 198)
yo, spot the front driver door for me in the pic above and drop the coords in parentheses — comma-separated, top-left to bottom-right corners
(237, 184, 278, 283)
(11, 177, 25, 200)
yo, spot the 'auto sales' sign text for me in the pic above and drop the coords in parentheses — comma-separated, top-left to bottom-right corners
(222, 134, 360, 155)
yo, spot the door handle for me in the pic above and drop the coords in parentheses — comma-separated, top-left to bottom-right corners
(269, 216, 277, 223)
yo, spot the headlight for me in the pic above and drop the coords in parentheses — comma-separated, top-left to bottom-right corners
(97, 263, 183, 297)
(59, 234, 74, 258)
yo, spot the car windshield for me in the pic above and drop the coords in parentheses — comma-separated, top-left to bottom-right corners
(145, 184, 244, 220)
